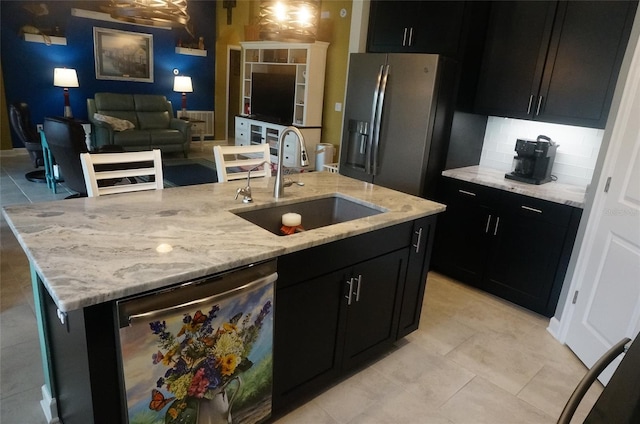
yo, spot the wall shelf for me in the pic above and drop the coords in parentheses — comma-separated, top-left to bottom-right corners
(23, 33, 67, 45)
(175, 47, 207, 57)
(70, 8, 171, 30)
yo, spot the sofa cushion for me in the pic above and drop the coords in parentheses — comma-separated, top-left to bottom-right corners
(113, 130, 151, 147)
(149, 129, 185, 145)
(134, 94, 171, 130)
(94, 93, 139, 127)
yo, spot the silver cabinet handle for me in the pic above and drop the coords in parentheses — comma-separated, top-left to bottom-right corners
(458, 189, 476, 197)
(412, 228, 423, 254)
(402, 27, 408, 46)
(536, 96, 543, 115)
(355, 275, 362, 302)
(494, 216, 500, 236)
(527, 94, 535, 115)
(485, 214, 492, 233)
(345, 278, 354, 305)
(408, 27, 414, 46)
(521, 205, 543, 214)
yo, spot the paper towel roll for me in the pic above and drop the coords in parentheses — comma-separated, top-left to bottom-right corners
(315, 143, 335, 172)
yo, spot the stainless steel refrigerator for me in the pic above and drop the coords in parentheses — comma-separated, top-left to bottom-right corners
(339, 53, 457, 198)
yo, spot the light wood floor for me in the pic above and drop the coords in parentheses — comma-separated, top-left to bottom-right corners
(1, 146, 601, 423)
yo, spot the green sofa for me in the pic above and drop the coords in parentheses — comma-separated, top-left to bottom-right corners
(87, 93, 192, 157)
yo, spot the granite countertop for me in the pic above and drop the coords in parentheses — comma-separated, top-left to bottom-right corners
(2, 173, 445, 312)
(442, 166, 587, 208)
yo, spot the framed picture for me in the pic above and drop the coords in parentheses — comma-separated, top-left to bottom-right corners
(93, 27, 153, 83)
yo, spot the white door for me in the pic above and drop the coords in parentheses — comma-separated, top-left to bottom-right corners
(564, 28, 640, 384)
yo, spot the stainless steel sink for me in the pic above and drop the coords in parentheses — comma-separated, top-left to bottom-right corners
(233, 195, 385, 235)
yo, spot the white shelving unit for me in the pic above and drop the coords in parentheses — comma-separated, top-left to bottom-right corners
(240, 41, 328, 128)
(235, 116, 321, 168)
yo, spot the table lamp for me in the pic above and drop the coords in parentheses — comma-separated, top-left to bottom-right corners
(173, 75, 193, 118)
(53, 68, 79, 118)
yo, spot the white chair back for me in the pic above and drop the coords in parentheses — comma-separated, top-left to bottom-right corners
(80, 149, 163, 197)
(213, 144, 272, 182)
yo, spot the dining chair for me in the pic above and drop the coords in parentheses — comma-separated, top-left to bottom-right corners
(80, 149, 164, 197)
(43, 116, 91, 197)
(213, 144, 272, 182)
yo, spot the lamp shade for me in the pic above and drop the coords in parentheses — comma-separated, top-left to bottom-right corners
(173, 76, 193, 93)
(53, 68, 79, 88)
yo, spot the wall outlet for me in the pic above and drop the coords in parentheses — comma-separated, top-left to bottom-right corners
(335, 102, 342, 112)
(36, 124, 43, 133)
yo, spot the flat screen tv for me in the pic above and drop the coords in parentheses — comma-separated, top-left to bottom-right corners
(251, 72, 295, 125)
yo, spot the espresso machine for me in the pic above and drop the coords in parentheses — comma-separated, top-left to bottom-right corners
(505, 135, 558, 184)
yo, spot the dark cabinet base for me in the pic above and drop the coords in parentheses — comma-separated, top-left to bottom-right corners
(432, 177, 581, 317)
(40, 218, 438, 422)
(273, 218, 436, 413)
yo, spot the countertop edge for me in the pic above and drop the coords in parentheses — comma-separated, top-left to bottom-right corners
(3, 173, 446, 312)
(442, 166, 586, 208)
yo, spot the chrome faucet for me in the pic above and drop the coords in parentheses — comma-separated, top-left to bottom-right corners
(235, 160, 269, 203)
(274, 126, 309, 199)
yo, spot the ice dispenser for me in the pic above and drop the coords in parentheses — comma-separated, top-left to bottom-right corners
(345, 119, 369, 169)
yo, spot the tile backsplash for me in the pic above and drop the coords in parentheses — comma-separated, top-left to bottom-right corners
(479, 117, 604, 187)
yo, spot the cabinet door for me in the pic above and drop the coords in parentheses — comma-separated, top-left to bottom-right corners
(272, 268, 345, 410)
(482, 193, 575, 317)
(397, 215, 437, 339)
(342, 249, 408, 370)
(367, 1, 465, 55)
(474, 1, 557, 118)
(432, 178, 496, 287)
(367, 1, 419, 52)
(536, 1, 637, 128)
(483, 215, 567, 317)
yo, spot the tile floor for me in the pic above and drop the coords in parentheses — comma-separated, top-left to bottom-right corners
(1, 145, 602, 423)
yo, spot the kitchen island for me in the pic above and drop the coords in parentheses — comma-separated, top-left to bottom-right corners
(2, 172, 445, 423)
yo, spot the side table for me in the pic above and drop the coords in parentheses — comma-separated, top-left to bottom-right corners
(180, 117, 206, 151)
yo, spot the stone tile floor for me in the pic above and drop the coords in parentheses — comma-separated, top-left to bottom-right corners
(0, 146, 601, 423)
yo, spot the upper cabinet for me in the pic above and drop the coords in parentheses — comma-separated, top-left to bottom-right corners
(367, 1, 466, 56)
(474, 1, 638, 129)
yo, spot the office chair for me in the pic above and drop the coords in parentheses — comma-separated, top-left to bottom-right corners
(9, 102, 46, 182)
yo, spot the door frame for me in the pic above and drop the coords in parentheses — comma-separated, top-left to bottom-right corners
(551, 8, 640, 344)
(226, 44, 241, 142)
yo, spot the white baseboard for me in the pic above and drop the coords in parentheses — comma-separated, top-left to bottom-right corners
(40, 384, 59, 424)
(0, 147, 29, 158)
(547, 317, 563, 342)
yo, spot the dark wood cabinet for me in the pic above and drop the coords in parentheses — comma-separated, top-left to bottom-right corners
(38, 217, 439, 421)
(367, 1, 466, 55)
(397, 216, 437, 338)
(474, 1, 637, 129)
(273, 218, 436, 412)
(432, 177, 582, 317)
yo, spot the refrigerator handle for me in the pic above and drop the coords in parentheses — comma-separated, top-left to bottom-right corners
(371, 64, 389, 176)
(366, 65, 385, 174)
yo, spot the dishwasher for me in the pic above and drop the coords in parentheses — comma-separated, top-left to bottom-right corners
(116, 260, 276, 424)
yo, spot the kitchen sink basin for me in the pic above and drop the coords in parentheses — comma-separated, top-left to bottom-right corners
(234, 196, 385, 235)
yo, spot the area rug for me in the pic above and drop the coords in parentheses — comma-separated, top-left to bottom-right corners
(162, 158, 218, 187)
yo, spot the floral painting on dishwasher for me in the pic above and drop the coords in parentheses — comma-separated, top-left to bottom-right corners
(118, 277, 274, 424)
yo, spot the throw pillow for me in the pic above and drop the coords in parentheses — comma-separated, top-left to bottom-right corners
(93, 113, 135, 131)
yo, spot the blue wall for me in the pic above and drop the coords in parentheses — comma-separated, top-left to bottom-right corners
(2, 0, 216, 147)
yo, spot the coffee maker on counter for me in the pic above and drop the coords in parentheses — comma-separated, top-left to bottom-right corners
(505, 135, 558, 185)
